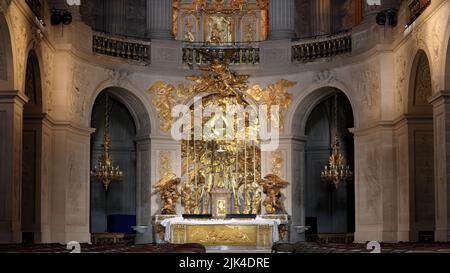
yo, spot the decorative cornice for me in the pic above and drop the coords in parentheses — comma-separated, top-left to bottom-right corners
(0, 90, 29, 105)
(428, 90, 450, 105)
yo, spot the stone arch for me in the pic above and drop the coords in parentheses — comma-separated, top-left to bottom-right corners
(87, 83, 153, 138)
(445, 23, 450, 91)
(400, 49, 435, 242)
(407, 50, 433, 115)
(21, 49, 46, 243)
(23, 50, 43, 113)
(287, 80, 357, 138)
(88, 86, 153, 241)
(0, 13, 14, 89)
(287, 85, 356, 242)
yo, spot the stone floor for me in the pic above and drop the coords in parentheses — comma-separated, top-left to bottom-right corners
(272, 242, 450, 253)
(1, 242, 450, 253)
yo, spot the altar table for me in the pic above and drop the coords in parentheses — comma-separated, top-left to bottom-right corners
(160, 217, 281, 249)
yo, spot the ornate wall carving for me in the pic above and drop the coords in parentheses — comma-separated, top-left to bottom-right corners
(396, 55, 407, 114)
(359, 145, 381, 224)
(42, 45, 54, 113)
(68, 141, 88, 226)
(271, 151, 283, 177)
(159, 150, 173, 178)
(312, 69, 337, 84)
(0, 22, 6, 81)
(355, 62, 380, 122)
(105, 69, 130, 87)
(10, 3, 30, 90)
(70, 64, 90, 121)
(413, 53, 432, 107)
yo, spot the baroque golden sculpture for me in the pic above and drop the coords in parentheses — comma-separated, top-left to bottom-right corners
(148, 58, 295, 216)
(148, 58, 295, 133)
(259, 174, 289, 214)
(153, 173, 182, 215)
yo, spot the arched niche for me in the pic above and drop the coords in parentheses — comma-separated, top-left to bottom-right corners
(402, 50, 435, 242)
(445, 33, 450, 91)
(21, 50, 45, 243)
(408, 50, 433, 115)
(90, 91, 137, 233)
(288, 86, 355, 242)
(303, 89, 355, 239)
(89, 87, 152, 240)
(0, 13, 14, 89)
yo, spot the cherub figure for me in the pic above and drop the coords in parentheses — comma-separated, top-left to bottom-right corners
(153, 173, 181, 215)
(259, 174, 289, 214)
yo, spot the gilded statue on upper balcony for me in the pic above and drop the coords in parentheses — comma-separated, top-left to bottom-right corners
(259, 174, 289, 214)
(153, 173, 181, 215)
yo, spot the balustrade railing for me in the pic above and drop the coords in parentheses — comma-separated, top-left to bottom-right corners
(292, 31, 352, 63)
(183, 43, 260, 66)
(92, 34, 151, 64)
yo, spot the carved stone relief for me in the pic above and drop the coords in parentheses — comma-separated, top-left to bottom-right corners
(413, 54, 432, 106)
(70, 64, 90, 121)
(355, 62, 380, 122)
(10, 4, 29, 90)
(312, 69, 336, 84)
(106, 68, 130, 87)
(159, 150, 173, 178)
(68, 142, 88, 225)
(395, 55, 407, 113)
(42, 45, 54, 113)
(360, 145, 381, 224)
(0, 26, 6, 80)
(271, 151, 283, 177)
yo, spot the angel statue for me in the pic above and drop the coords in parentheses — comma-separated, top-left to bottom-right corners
(153, 173, 181, 215)
(259, 174, 289, 214)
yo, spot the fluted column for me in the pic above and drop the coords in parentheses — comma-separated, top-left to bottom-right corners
(268, 0, 296, 40)
(311, 0, 331, 36)
(103, 0, 128, 35)
(146, 0, 173, 40)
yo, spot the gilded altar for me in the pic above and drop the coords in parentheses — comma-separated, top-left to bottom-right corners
(154, 215, 290, 249)
(159, 217, 280, 249)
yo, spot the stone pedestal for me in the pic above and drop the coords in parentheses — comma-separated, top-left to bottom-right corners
(210, 188, 232, 219)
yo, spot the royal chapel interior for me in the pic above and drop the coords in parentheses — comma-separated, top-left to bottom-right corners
(1, 0, 450, 253)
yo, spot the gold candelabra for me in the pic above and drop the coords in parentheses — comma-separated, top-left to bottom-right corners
(91, 93, 123, 191)
(321, 93, 353, 188)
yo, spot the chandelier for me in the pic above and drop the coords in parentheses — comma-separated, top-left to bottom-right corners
(321, 93, 353, 188)
(91, 93, 123, 191)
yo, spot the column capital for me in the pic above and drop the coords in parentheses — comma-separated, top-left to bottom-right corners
(428, 90, 450, 106)
(0, 90, 29, 105)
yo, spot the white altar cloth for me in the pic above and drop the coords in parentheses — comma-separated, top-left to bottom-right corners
(160, 216, 281, 243)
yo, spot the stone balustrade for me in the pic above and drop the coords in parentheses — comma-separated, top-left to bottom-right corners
(291, 31, 352, 63)
(91, 31, 355, 68)
(92, 33, 151, 64)
(182, 43, 260, 66)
